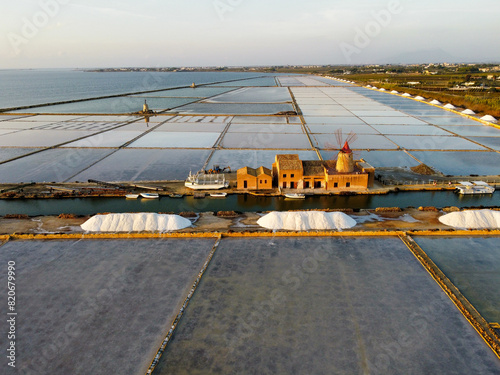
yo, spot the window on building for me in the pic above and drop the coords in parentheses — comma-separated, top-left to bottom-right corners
(346, 182, 351, 187)
(315, 181, 322, 188)
(334, 182, 338, 188)
(244, 180, 248, 189)
(305, 181, 310, 188)
(290, 181, 295, 189)
(283, 182, 287, 188)
(260, 180, 262, 184)
(291, 174, 294, 178)
(283, 174, 287, 178)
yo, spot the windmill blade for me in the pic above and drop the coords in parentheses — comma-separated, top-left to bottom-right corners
(345, 131, 358, 145)
(324, 141, 337, 150)
(334, 129, 343, 148)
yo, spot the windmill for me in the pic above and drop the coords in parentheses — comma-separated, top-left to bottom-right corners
(324, 129, 358, 173)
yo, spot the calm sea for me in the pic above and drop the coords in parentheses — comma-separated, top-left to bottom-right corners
(0, 69, 265, 110)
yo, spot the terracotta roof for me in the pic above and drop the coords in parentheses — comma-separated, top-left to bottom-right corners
(324, 160, 337, 174)
(276, 154, 303, 171)
(237, 166, 272, 177)
(256, 166, 272, 177)
(237, 166, 257, 177)
(302, 161, 326, 177)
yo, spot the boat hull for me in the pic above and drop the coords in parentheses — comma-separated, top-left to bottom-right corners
(457, 187, 495, 195)
(184, 182, 229, 190)
(140, 193, 159, 199)
(210, 193, 227, 198)
(284, 193, 305, 199)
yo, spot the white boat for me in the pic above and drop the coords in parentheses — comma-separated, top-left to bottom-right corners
(185, 171, 229, 190)
(284, 193, 306, 199)
(210, 192, 227, 198)
(456, 181, 495, 195)
(125, 194, 139, 199)
(140, 193, 160, 199)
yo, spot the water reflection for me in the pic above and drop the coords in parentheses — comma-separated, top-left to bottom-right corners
(0, 191, 497, 216)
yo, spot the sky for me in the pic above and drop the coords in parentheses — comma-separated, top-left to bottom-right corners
(1, 0, 499, 69)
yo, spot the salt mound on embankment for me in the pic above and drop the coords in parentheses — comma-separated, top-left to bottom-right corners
(481, 115, 498, 123)
(81, 213, 192, 232)
(257, 211, 357, 231)
(438, 209, 500, 229)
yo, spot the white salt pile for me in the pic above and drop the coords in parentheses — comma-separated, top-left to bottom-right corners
(257, 211, 356, 231)
(430, 99, 442, 105)
(481, 115, 498, 123)
(391, 90, 399, 94)
(379, 88, 386, 91)
(81, 213, 192, 232)
(444, 103, 456, 109)
(415, 96, 425, 100)
(462, 109, 475, 115)
(402, 93, 412, 97)
(439, 209, 500, 229)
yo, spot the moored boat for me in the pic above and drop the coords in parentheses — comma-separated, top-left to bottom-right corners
(284, 193, 306, 199)
(125, 194, 139, 199)
(210, 192, 227, 198)
(169, 194, 183, 198)
(456, 181, 495, 195)
(140, 193, 160, 199)
(185, 171, 229, 190)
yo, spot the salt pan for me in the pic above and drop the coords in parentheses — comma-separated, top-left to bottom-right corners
(257, 211, 356, 231)
(81, 213, 192, 232)
(438, 209, 500, 229)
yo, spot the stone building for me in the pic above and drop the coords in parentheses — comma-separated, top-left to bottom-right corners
(236, 143, 374, 191)
(236, 166, 272, 190)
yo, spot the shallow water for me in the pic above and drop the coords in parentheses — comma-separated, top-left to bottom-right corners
(0, 70, 268, 109)
(14, 97, 198, 114)
(153, 237, 500, 375)
(414, 236, 500, 323)
(207, 87, 291, 103)
(408, 151, 500, 175)
(0, 191, 497, 216)
(169, 103, 294, 115)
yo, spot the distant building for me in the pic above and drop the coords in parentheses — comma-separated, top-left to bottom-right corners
(237, 166, 272, 190)
(237, 145, 375, 191)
